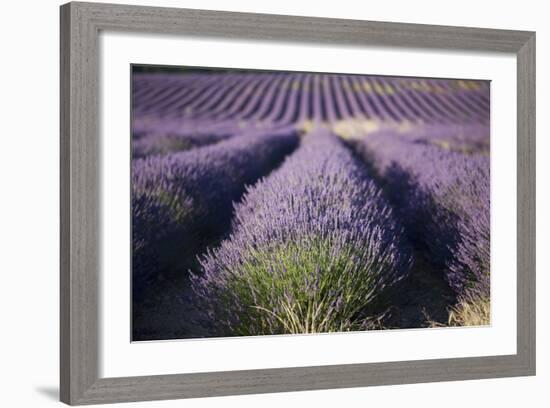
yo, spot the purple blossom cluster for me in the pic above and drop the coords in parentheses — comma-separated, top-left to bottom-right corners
(192, 130, 413, 335)
(357, 132, 490, 299)
(132, 128, 299, 297)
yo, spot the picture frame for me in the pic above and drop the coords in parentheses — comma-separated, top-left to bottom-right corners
(60, 1, 536, 405)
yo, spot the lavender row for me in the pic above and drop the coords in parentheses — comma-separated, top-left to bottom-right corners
(132, 131, 232, 158)
(403, 123, 489, 154)
(192, 130, 413, 336)
(357, 132, 490, 299)
(373, 123, 490, 155)
(132, 128, 300, 297)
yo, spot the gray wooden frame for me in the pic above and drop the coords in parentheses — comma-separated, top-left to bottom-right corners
(60, 1, 536, 405)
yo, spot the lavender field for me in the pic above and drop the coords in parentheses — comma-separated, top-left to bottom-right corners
(131, 66, 490, 341)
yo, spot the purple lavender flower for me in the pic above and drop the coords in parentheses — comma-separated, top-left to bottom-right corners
(192, 130, 413, 336)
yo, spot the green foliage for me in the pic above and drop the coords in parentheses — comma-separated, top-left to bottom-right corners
(213, 238, 389, 336)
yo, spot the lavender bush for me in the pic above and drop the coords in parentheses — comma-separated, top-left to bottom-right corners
(132, 128, 299, 298)
(397, 124, 490, 154)
(132, 131, 232, 158)
(192, 130, 413, 336)
(357, 132, 490, 299)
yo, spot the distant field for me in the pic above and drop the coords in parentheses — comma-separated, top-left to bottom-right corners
(131, 67, 490, 341)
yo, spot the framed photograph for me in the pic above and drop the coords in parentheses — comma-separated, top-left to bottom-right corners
(60, 1, 535, 405)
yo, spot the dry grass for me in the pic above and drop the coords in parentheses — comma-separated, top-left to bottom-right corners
(448, 296, 490, 327)
(424, 296, 490, 328)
